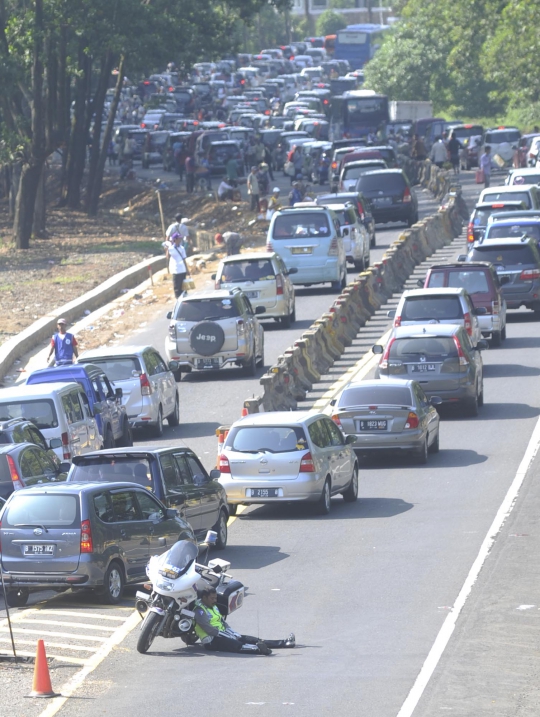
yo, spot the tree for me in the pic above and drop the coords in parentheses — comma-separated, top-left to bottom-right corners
(316, 9, 346, 37)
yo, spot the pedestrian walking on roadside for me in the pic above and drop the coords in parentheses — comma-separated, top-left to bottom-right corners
(185, 155, 195, 193)
(411, 134, 427, 161)
(447, 134, 461, 175)
(430, 137, 447, 169)
(166, 233, 191, 298)
(479, 145, 492, 188)
(247, 166, 260, 212)
(47, 318, 79, 366)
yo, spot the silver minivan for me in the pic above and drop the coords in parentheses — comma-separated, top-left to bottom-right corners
(266, 206, 348, 290)
(218, 411, 358, 515)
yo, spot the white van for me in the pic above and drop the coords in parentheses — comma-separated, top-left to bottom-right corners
(0, 382, 102, 461)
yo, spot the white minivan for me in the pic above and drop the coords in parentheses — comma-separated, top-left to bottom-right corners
(0, 383, 102, 461)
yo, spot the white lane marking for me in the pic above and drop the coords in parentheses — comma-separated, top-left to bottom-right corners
(16, 618, 117, 632)
(6, 650, 87, 665)
(36, 609, 128, 621)
(516, 605, 535, 610)
(36, 610, 141, 717)
(0, 636, 98, 652)
(396, 413, 540, 717)
(1, 627, 109, 642)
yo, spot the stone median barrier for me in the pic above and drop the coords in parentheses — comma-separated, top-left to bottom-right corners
(0, 255, 166, 384)
(242, 187, 467, 415)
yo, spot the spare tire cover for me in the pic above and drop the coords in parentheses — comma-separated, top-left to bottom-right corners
(190, 321, 225, 356)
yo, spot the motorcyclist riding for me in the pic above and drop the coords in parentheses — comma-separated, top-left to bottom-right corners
(194, 586, 295, 656)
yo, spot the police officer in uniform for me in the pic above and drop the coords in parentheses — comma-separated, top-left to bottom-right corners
(47, 318, 79, 366)
(194, 586, 295, 656)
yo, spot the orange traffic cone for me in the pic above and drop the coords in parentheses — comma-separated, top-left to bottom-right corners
(28, 640, 59, 698)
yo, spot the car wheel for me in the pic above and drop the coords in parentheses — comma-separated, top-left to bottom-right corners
(317, 479, 331, 515)
(491, 330, 502, 347)
(290, 304, 296, 323)
(415, 438, 429, 464)
(228, 503, 238, 516)
(407, 213, 419, 227)
(466, 393, 479, 417)
(168, 394, 180, 427)
(98, 562, 125, 605)
(257, 336, 265, 367)
(6, 588, 29, 608)
(152, 407, 164, 437)
(341, 271, 347, 290)
(243, 351, 257, 376)
(118, 419, 133, 447)
(501, 325, 507, 340)
(342, 467, 358, 503)
(213, 509, 228, 550)
(103, 427, 115, 449)
(428, 429, 440, 454)
(280, 312, 292, 328)
(172, 369, 182, 382)
(478, 381, 484, 407)
(353, 259, 364, 272)
(370, 233, 376, 248)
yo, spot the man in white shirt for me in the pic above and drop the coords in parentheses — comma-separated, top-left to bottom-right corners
(218, 179, 234, 201)
(166, 233, 191, 298)
(430, 137, 448, 168)
(165, 214, 189, 242)
(479, 145, 492, 188)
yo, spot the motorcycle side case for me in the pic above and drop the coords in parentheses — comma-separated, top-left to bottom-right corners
(216, 581, 245, 617)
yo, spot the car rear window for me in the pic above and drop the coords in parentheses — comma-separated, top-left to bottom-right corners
(402, 296, 463, 321)
(3, 494, 78, 528)
(427, 270, 490, 294)
(209, 144, 239, 161)
(356, 173, 406, 192)
(175, 298, 241, 321)
(485, 130, 520, 143)
(511, 174, 540, 185)
(338, 385, 413, 407)
(452, 126, 483, 139)
(343, 164, 384, 180)
(79, 357, 142, 381)
(469, 245, 536, 266)
(273, 212, 331, 239)
(226, 426, 308, 454)
(389, 337, 458, 359)
(0, 400, 58, 430)
(486, 224, 540, 241)
(333, 209, 355, 225)
(482, 192, 531, 208)
(220, 260, 275, 283)
(473, 207, 520, 225)
(69, 457, 153, 488)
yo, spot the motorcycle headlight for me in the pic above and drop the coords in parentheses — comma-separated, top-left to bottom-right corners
(156, 579, 174, 591)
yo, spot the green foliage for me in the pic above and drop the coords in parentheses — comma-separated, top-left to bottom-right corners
(316, 10, 347, 36)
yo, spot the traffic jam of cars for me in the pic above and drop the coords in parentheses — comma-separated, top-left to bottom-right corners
(0, 42, 538, 658)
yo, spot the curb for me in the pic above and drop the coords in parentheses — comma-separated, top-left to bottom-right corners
(0, 254, 166, 383)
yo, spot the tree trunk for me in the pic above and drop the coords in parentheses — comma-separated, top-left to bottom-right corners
(9, 162, 21, 219)
(87, 56, 125, 217)
(33, 163, 47, 238)
(64, 42, 91, 209)
(13, 161, 43, 249)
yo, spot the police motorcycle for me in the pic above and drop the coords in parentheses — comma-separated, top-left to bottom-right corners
(135, 532, 245, 654)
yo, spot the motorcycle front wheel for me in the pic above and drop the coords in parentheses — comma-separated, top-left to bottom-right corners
(137, 611, 162, 654)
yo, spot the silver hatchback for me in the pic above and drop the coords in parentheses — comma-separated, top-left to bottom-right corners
(218, 411, 358, 515)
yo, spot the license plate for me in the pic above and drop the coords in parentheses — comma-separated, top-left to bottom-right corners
(196, 358, 221, 369)
(250, 488, 279, 498)
(24, 544, 55, 555)
(373, 197, 392, 205)
(291, 247, 312, 255)
(358, 420, 387, 431)
(411, 364, 436, 372)
(244, 291, 259, 298)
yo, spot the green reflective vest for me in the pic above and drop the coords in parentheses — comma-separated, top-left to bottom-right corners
(194, 601, 225, 640)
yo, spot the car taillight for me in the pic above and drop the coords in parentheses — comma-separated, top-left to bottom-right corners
(237, 319, 245, 335)
(276, 273, 284, 295)
(266, 238, 273, 252)
(168, 323, 177, 340)
(299, 451, 315, 472)
(492, 300, 500, 314)
(467, 221, 475, 244)
(357, 201, 365, 219)
(218, 454, 231, 473)
(7, 455, 24, 490)
(464, 311, 472, 336)
(379, 337, 396, 370)
(61, 431, 71, 460)
(140, 123, 146, 128)
(331, 414, 342, 427)
(80, 519, 93, 553)
(140, 372, 152, 396)
(520, 269, 540, 280)
(331, 161, 337, 171)
(328, 237, 339, 256)
(393, 315, 402, 327)
(403, 186, 412, 203)
(404, 412, 419, 429)
(453, 337, 469, 366)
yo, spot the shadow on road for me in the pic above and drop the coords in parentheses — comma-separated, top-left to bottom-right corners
(502, 336, 540, 350)
(483, 364, 540, 378)
(480, 402, 540, 420)
(221, 545, 289, 569)
(237, 496, 413, 522)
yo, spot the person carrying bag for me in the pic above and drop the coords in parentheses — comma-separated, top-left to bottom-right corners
(166, 233, 191, 298)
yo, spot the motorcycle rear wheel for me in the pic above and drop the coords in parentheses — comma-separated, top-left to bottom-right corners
(137, 611, 161, 654)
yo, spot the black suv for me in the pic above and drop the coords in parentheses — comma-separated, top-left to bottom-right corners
(67, 447, 229, 548)
(355, 169, 419, 227)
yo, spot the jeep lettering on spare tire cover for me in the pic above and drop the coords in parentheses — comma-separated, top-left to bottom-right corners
(190, 321, 225, 356)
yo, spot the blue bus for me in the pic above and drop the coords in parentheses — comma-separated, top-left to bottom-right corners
(334, 24, 390, 70)
(330, 90, 389, 140)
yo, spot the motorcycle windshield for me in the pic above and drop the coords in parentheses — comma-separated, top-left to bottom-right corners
(158, 541, 198, 579)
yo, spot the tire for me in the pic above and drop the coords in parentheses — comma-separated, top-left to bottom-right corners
(257, 336, 265, 367)
(428, 429, 440, 454)
(342, 467, 358, 503)
(213, 509, 228, 550)
(370, 233, 376, 248)
(190, 321, 225, 355)
(317, 479, 331, 515)
(228, 503, 238, 516)
(243, 350, 257, 376)
(491, 330, 501, 347)
(103, 427, 115, 449)
(331, 279, 341, 291)
(98, 562, 125, 605)
(168, 394, 180, 427)
(353, 259, 364, 272)
(341, 272, 347, 290)
(152, 407, 163, 437)
(290, 304, 296, 323)
(466, 394, 479, 417)
(280, 312, 292, 328)
(118, 420, 133, 447)
(501, 325, 507, 340)
(136, 611, 161, 654)
(6, 588, 29, 608)
(415, 438, 429, 464)
(478, 381, 484, 407)
(172, 369, 182, 382)
(407, 213, 419, 227)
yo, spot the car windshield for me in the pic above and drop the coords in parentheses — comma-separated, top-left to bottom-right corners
(162, 541, 198, 575)
(486, 224, 540, 241)
(273, 212, 330, 239)
(69, 457, 153, 488)
(79, 357, 142, 381)
(482, 192, 531, 207)
(0, 400, 58, 430)
(4, 494, 78, 528)
(175, 298, 240, 321)
(428, 270, 490, 294)
(389, 337, 458, 360)
(227, 425, 308, 453)
(402, 296, 463, 321)
(339, 385, 413, 407)
(485, 130, 520, 143)
(220, 260, 275, 283)
(357, 173, 406, 193)
(469, 245, 536, 266)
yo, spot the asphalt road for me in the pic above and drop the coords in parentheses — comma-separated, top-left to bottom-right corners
(6, 171, 539, 717)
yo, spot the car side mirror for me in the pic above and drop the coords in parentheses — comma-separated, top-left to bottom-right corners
(456, 254, 467, 262)
(430, 396, 443, 406)
(166, 311, 173, 320)
(168, 360, 180, 372)
(288, 267, 298, 274)
(211, 273, 216, 280)
(387, 309, 396, 318)
(59, 462, 71, 474)
(345, 434, 357, 445)
(93, 402, 103, 414)
(193, 473, 208, 486)
(416, 279, 424, 287)
(372, 344, 384, 354)
(49, 438, 62, 449)
(341, 227, 349, 236)
(115, 387, 123, 400)
(209, 469, 221, 480)
(165, 508, 178, 519)
(477, 339, 489, 351)
(255, 305, 266, 314)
